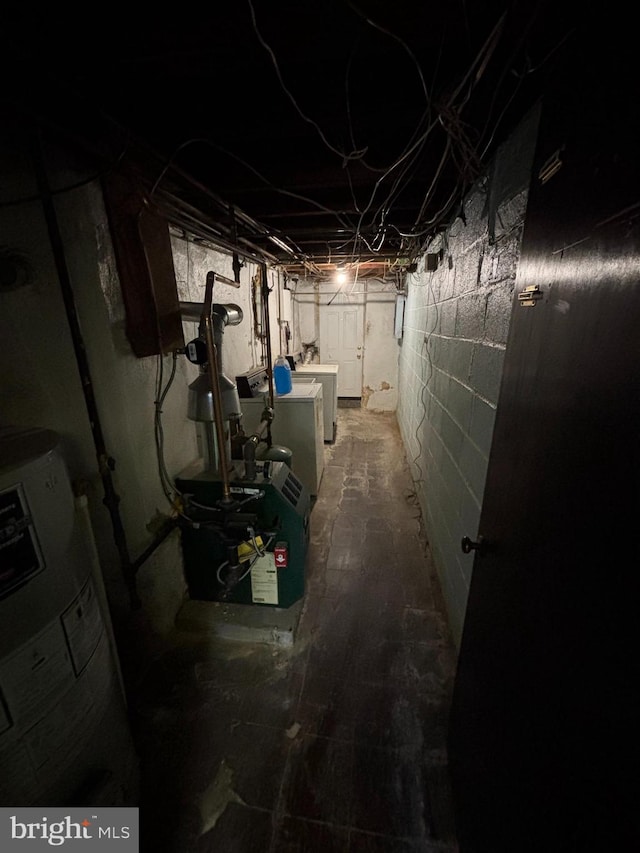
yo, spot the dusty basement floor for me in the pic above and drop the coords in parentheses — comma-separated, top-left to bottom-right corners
(130, 407, 459, 852)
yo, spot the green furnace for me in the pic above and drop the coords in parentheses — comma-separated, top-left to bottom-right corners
(175, 459, 310, 607)
(175, 277, 310, 608)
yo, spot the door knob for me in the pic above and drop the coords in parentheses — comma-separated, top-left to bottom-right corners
(357, 354, 361, 359)
(461, 535, 486, 555)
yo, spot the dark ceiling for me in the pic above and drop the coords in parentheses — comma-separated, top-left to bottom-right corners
(4, 1, 579, 277)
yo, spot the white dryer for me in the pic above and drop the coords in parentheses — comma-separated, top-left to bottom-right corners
(238, 380, 324, 497)
(286, 353, 339, 443)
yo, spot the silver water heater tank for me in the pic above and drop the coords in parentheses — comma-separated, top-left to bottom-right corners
(0, 426, 138, 806)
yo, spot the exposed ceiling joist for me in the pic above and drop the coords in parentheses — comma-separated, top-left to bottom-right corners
(2, 1, 581, 281)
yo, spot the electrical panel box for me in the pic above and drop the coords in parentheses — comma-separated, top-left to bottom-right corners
(394, 294, 406, 339)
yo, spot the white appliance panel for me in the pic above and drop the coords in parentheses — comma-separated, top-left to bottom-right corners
(240, 383, 324, 495)
(292, 365, 339, 442)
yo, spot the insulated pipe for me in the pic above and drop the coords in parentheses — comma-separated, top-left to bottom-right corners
(202, 272, 233, 503)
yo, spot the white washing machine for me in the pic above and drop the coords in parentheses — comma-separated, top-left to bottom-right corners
(239, 382, 324, 497)
(286, 353, 339, 443)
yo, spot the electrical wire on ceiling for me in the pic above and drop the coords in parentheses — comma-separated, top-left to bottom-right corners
(245, 0, 450, 268)
(5, 88, 303, 271)
(338, 11, 510, 263)
(472, 4, 542, 156)
(242, 0, 450, 272)
(439, 108, 482, 180)
(343, 0, 432, 175)
(147, 134, 357, 268)
(343, 115, 441, 263)
(346, 10, 525, 263)
(2, 1, 573, 277)
(247, 0, 368, 166)
(144, 3, 534, 274)
(368, 135, 432, 234)
(327, 259, 359, 305)
(344, 31, 371, 172)
(476, 26, 575, 164)
(411, 138, 454, 229)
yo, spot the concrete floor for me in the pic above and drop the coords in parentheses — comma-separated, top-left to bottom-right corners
(131, 407, 459, 852)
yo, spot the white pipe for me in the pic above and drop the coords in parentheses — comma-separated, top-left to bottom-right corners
(291, 292, 395, 298)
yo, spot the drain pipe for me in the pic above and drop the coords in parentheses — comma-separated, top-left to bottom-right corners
(31, 131, 141, 610)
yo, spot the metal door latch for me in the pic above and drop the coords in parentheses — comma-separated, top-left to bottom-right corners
(518, 285, 543, 307)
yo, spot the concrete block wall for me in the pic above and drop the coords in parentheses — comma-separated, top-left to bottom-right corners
(396, 106, 540, 645)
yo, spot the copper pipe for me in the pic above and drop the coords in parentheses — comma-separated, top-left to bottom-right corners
(202, 272, 232, 503)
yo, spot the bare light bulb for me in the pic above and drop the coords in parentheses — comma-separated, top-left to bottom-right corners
(335, 270, 347, 284)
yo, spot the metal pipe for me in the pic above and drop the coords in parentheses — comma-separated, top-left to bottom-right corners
(152, 172, 298, 264)
(165, 161, 277, 237)
(201, 272, 233, 503)
(180, 301, 243, 323)
(210, 272, 241, 289)
(293, 294, 395, 301)
(74, 489, 128, 701)
(243, 434, 259, 480)
(260, 262, 275, 410)
(203, 423, 218, 472)
(159, 196, 283, 265)
(31, 129, 141, 610)
(131, 516, 178, 573)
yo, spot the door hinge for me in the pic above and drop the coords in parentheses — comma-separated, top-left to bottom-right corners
(518, 285, 543, 307)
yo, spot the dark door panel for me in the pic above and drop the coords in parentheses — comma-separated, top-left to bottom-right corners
(448, 24, 640, 853)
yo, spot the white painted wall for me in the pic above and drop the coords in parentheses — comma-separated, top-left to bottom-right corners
(290, 278, 399, 411)
(0, 133, 286, 655)
(362, 285, 400, 412)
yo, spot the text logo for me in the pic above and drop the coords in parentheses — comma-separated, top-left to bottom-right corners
(1, 808, 138, 850)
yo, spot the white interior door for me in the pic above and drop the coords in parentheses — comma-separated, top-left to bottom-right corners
(319, 300, 364, 396)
